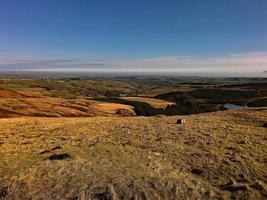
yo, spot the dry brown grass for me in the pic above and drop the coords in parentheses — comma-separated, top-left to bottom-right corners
(91, 102, 135, 115)
(0, 87, 27, 98)
(0, 87, 135, 118)
(0, 108, 266, 199)
(122, 97, 174, 108)
(0, 97, 135, 118)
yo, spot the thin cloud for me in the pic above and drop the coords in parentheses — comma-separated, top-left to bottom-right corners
(0, 52, 266, 73)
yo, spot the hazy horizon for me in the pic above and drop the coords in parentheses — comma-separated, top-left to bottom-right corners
(0, 69, 266, 79)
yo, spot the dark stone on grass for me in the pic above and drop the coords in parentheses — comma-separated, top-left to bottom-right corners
(48, 153, 71, 160)
(177, 118, 186, 124)
(225, 146, 238, 151)
(0, 186, 9, 199)
(190, 168, 203, 175)
(263, 122, 267, 128)
(238, 174, 245, 179)
(237, 139, 249, 145)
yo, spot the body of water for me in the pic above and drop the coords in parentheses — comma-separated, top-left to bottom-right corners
(223, 103, 247, 110)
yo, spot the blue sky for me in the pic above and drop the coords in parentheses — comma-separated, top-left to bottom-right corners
(0, 0, 266, 73)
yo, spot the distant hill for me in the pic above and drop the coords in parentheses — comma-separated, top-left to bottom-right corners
(0, 87, 135, 118)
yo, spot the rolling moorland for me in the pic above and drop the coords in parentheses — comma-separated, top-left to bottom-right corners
(0, 76, 267, 117)
(0, 76, 267, 199)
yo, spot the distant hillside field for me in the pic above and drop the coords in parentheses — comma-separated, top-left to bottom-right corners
(122, 97, 175, 108)
(0, 97, 135, 118)
(0, 87, 135, 118)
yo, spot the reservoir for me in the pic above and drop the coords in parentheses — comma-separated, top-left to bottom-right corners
(223, 103, 247, 110)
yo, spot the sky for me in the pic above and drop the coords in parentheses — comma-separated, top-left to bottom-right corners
(0, 0, 267, 74)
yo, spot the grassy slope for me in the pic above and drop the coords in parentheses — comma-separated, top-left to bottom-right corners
(122, 97, 175, 108)
(0, 87, 135, 118)
(0, 98, 135, 118)
(0, 109, 266, 199)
